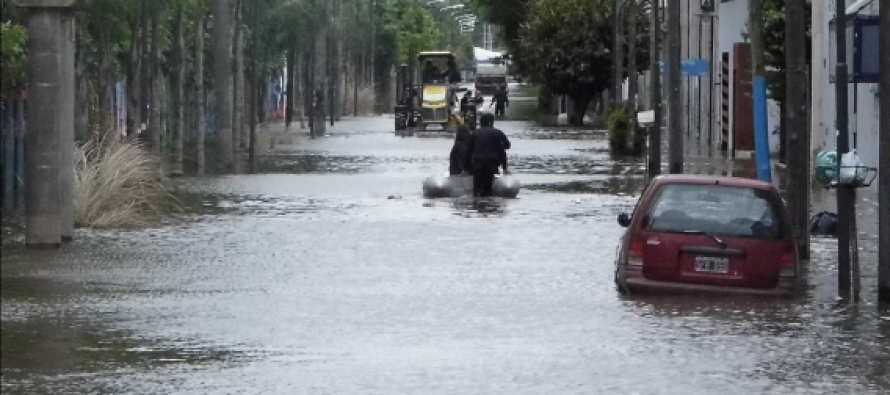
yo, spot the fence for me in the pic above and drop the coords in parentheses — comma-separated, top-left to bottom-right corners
(0, 93, 26, 213)
(0, 79, 285, 208)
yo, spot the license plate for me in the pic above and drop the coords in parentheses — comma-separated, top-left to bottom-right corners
(694, 257, 729, 273)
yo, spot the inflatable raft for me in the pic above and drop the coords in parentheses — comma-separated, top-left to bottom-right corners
(422, 174, 520, 198)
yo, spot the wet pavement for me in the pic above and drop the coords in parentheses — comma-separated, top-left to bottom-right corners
(2, 86, 889, 394)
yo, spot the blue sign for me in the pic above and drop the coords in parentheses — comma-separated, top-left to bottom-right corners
(659, 59, 710, 77)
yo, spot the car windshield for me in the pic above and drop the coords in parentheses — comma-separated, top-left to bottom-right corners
(643, 184, 783, 240)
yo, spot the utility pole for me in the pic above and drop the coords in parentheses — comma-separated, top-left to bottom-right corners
(749, 0, 771, 182)
(834, 0, 853, 300)
(648, 0, 661, 177)
(14, 0, 85, 248)
(627, 0, 638, 151)
(879, 0, 890, 304)
(667, 0, 682, 173)
(784, 0, 810, 260)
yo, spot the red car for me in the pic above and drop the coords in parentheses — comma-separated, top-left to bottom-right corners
(614, 175, 799, 297)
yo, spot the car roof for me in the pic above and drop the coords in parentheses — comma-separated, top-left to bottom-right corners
(650, 174, 777, 191)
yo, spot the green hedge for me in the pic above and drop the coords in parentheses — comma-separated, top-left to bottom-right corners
(608, 101, 645, 156)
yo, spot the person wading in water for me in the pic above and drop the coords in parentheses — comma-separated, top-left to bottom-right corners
(490, 85, 509, 119)
(462, 113, 511, 197)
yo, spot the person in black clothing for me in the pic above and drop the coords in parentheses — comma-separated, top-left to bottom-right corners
(462, 113, 511, 197)
(449, 125, 472, 175)
(460, 91, 472, 108)
(473, 91, 485, 108)
(490, 85, 509, 119)
(441, 59, 462, 84)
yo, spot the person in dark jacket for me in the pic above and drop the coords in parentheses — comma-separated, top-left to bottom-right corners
(462, 113, 511, 197)
(490, 85, 509, 119)
(449, 125, 472, 175)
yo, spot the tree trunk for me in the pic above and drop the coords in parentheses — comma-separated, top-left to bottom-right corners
(149, 5, 162, 156)
(195, 14, 206, 175)
(75, 39, 90, 142)
(285, 46, 295, 128)
(233, 1, 245, 173)
(139, 0, 150, 145)
(784, 0, 810, 258)
(626, 1, 641, 155)
(568, 93, 592, 127)
(296, 51, 305, 128)
(98, 28, 115, 133)
(171, 10, 185, 176)
(313, 3, 327, 138)
(126, 14, 142, 139)
(304, 52, 313, 133)
(328, 35, 335, 126)
(212, 0, 235, 172)
(332, 0, 342, 122)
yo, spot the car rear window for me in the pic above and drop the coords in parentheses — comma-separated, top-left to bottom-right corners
(642, 184, 783, 240)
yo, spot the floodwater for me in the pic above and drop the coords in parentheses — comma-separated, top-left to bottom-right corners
(2, 85, 888, 394)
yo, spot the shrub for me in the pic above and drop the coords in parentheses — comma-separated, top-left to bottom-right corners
(74, 134, 177, 229)
(1, 22, 28, 93)
(608, 101, 646, 155)
(608, 101, 631, 154)
(341, 84, 376, 116)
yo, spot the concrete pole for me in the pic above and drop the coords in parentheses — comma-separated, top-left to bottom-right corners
(667, 0, 683, 173)
(879, 0, 890, 304)
(834, 0, 853, 300)
(60, 14, 75, 242)
(648, 0, 661, 177)
(25, 9, 64, 248)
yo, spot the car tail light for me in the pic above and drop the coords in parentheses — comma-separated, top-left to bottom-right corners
(627, 236, 645, 266)
(779, 243, 796, 277)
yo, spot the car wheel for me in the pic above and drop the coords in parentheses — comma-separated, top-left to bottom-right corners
(614, 268, 627, 294)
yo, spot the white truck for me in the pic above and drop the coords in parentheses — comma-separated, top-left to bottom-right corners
(474, 63, 508, 95)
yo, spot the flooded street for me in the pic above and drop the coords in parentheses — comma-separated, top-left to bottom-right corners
(2, 90, 889, 394)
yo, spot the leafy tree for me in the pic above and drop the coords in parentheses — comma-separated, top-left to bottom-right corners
(759, 0, 812, 106)
(519, 0, 648, 126)
(382, 0, 439, 68)
(0, 22, 27, 93)
(745, 0, 811, 159)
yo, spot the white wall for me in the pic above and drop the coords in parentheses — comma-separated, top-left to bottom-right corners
(811, 0, 880, 205)
(715, 0, 782, 156)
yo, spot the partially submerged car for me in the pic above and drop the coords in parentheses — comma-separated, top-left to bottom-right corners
(614, 175, 799, 297)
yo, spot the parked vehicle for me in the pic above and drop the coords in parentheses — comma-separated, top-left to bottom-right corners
(614, 175, 799, 297)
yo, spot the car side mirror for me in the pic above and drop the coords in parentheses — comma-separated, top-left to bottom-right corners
(618, 213, 631, 228)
